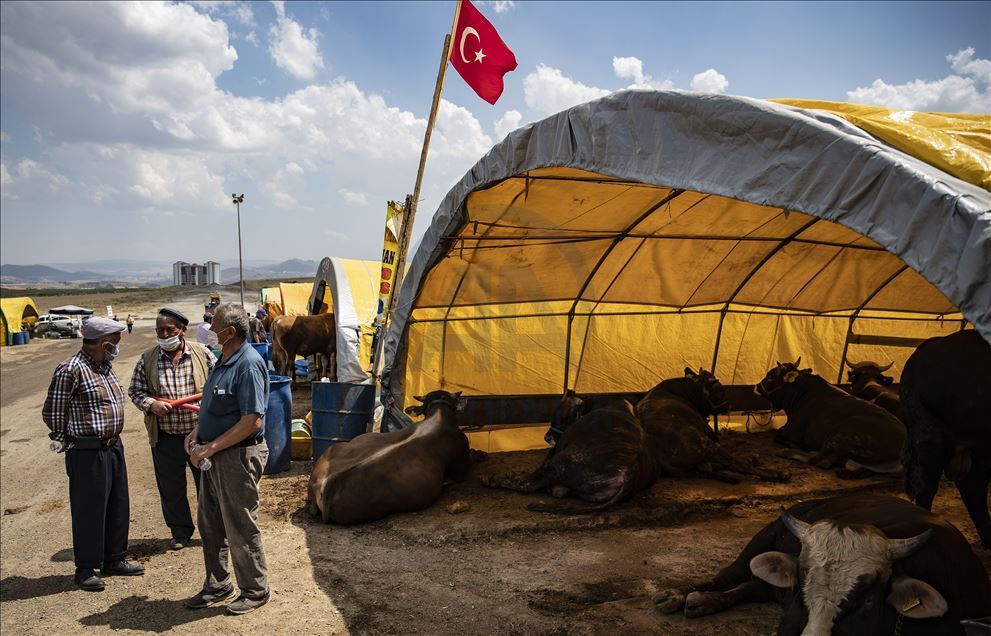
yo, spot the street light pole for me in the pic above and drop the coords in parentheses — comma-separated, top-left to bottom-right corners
(232, 193, 245, 307)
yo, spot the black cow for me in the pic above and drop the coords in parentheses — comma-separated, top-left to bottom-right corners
(756, 359, 905, 475)
(846, 360, 904, 422)
(482, 393, 657, 513)
(656, 494, 991, 635)
(901, 330, 991, 548)
(637, 369, 789, 483)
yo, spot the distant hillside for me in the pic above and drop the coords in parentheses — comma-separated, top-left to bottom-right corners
(220, 259, 318, 282)
(0, 264, 107, 283)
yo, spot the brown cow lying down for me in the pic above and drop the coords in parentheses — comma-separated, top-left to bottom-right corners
(655, 494, 991, 635)
(307, 390, 471, 524)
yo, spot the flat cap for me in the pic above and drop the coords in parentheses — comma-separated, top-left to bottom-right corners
(255, 308, 268, 317)
(82, 316, 126, 339)
(158, 307, 189, 326)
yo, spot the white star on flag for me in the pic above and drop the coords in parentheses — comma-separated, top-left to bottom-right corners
(474, 48, 486, 63)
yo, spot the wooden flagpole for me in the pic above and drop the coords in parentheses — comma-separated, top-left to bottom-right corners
(373, 0, 462, 378)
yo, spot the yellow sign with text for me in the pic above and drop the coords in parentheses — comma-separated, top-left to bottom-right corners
(378, 200, 403, 318)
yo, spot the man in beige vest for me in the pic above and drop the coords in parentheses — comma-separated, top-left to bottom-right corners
(128, 308, 214, 550)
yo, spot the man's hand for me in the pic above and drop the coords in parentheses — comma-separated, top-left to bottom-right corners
(190, 442, 214, 467)
(184, 427, 198, 455)
(149, 401, 173, 417)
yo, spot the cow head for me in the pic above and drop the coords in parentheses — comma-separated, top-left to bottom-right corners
(749, 508, 946, 636)
(755, 359, 812, 407)
(404, 390, 466, 418)
(546, 390, 583, 446)
(684, 367, 730, 416)
(845, 360, 894, 394)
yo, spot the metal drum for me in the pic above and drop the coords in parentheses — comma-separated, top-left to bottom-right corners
(262, 372, 292, 474)
(311, 382, 375, 459)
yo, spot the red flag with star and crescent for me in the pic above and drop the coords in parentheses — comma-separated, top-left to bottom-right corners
(449, 0, 517, 105)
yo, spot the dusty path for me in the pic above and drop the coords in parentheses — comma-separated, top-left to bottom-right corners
(2, 290, 988, 635)
(1, 293, 345, 634)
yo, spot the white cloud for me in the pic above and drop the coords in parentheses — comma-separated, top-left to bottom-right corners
(612, 56, 675, 90)
(0, 158, 68, 199)
(191, 1, 256, 27)
(948, 47, 991, 84)
(846, 47, 990, 112)
(0, 0, 496, 262)
(0, 131, 10, 143)
(493, 109, 523, 139)
(268, 4, 324, 80)
(244, 30, 259, 46)
(339, 189, 368, 206)
(323, 227, 347, 240)
(690, 68, 729, 93)
(492, 1, 516, 13)
(523, 64, 612, 114)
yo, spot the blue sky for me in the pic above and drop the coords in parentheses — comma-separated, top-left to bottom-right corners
(1, 0, 988, 268)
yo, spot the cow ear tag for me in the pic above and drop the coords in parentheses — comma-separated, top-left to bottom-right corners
(901, 597, 921, 612)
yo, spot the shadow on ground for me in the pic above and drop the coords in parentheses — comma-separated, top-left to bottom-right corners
(79, 595, 226, 632)
(0, 575, 75, 602)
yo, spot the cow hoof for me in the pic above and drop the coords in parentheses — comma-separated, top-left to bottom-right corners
(684, 591, 723, 618)
(653, 589, 685, 614)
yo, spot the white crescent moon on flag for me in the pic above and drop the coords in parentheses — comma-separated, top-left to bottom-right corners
(459, 27, 480, 64)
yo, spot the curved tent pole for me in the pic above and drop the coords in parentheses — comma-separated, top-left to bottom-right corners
(562, 189, 685, 393)
(709, 216, 819, 375)
(834, 263, 909, 383)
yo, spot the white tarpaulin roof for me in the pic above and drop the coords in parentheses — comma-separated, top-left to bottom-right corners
(381, 91, 990, 426)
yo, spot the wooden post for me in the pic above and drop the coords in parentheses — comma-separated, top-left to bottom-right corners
(372, 1, 462, 377)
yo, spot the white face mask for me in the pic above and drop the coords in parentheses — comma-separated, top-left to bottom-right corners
(206, 330, 220, 348)
(158, 335, 182, 351)
(104, 342, 120, 361)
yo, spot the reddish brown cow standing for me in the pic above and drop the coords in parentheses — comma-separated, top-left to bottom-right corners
(270, 313, 337, 382)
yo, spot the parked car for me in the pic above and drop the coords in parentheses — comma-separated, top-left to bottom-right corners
(35, 314, 79, 338)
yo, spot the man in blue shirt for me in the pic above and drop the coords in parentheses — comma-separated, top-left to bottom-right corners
(183, 303, 271, 615)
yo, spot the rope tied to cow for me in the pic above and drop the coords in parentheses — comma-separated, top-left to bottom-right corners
(743, 410, 775, 433)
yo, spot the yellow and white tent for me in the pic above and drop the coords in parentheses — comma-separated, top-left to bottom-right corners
(381, 92, 990, 436)
(0, 297, 39, 345)
(308, 257, 382, 383)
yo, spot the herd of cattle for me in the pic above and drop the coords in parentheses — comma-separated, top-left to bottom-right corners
(304, 329, 990, 634)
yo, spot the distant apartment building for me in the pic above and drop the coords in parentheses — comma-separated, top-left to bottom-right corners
(173, 261, 221, 286)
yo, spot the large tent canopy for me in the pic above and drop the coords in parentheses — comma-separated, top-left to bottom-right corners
(308, 257, 382, 383)
(382, 91, 990, 430)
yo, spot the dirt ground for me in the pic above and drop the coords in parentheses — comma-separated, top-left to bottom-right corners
(2, 289, 989, 635)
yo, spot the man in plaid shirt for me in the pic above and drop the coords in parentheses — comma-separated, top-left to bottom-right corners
(129, 308, 215, 550)
(43, 316, 144, 592)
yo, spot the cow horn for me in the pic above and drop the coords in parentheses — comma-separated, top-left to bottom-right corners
(413, 394, 426, 403)
(845, 359, 857, 369)
(794, 356, 802, 367)
(887, 529, 933, 560)
(779, 507, 810, 540)
(877, 361, 894, 372)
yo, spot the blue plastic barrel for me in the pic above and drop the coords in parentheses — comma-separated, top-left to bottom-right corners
(311, 382, 375, 459)
(251, 342, 269, 361)
(262, 372, 292, 474)
(12, 331, 28, 346)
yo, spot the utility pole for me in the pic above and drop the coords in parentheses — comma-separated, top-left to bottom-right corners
(232, 193, 245, 307)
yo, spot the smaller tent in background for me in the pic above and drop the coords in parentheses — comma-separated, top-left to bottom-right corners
(308, 257, 381, 383)
(0, 297, 39, 346)
(279, 282, 315, 317)
(48, 305, 94, 315)
(260, 287, 283, 320)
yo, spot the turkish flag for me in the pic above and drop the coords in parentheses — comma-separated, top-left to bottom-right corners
(449, 0, 517, 105)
